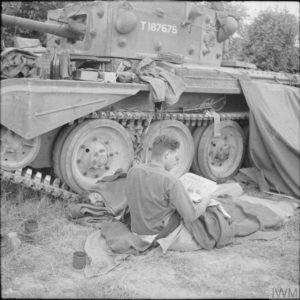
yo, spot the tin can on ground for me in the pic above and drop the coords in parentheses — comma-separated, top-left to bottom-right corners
(73, 251, 87, 269)
(24, 219, 39, 233)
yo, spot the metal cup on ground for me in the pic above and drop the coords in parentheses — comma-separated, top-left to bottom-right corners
(19, 219, 40, 243)
(73, 251, 88, 269)
(24, 219, 39, 233)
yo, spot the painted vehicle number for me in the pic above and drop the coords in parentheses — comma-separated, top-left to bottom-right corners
(140, 21, 178, 34)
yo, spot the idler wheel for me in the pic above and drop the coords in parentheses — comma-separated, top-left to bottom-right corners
(1, 126, 41, 171)
(196, 120, 245, 181)
(60, 119, 134, 194)
(140, 120, 194, 178)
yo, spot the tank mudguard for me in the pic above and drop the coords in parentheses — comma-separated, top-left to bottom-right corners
(0, 78, 142, 139)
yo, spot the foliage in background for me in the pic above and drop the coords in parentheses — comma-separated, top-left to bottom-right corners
(1, 1, 299, 73)
(2, 2, 66, 46)
(242, 9, 299, 73)
(226, 5, 299, 73)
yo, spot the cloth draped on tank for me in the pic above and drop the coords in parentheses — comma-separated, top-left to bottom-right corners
(136, 57, 186, 105)
(240, 80, 300, 198)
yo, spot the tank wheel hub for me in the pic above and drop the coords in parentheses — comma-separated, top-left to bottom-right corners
(1, 126, 41, 171)
(209, 139, 232, 166)
(2, 129, 23, 155)
(77, 139, 113, 175)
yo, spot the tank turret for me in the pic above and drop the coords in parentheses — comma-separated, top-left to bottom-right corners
(2, 1, 238, 67)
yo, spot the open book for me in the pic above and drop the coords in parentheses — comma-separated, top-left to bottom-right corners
(179, 172, 218, 203)
(180, 173, 231, 220)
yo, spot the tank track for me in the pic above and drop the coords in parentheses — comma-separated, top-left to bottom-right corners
(1, 110, 249, 200)
(85, 110, 249, 126)
(1, 168, 81, 201)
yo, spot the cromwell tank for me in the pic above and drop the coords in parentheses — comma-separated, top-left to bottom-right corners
(1, 1, 300, 198)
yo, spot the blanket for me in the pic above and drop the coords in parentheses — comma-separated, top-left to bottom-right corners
(216, 194, 298, 236)
(136, 57, 185, 105)
(101, 221, 151, 255)
(84, 192, 298, 277)
(95, 193, 298, 253)
(185, 206, 234, 250)
(99, 210, 181, 254)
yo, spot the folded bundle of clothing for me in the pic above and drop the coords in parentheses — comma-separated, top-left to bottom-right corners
(66, 203, 116, 228)
(66, 170, 128, 228)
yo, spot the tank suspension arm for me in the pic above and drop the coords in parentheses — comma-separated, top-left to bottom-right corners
(2, 14, 81, 41)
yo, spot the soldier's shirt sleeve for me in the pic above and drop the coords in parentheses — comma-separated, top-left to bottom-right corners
(169, 179, 208, 222)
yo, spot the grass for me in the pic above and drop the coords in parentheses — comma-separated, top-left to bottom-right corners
(1, 179, 299, 298)
(1, 181, 94, 297)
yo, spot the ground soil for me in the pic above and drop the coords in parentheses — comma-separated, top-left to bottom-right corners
(1, 176, 299, 299)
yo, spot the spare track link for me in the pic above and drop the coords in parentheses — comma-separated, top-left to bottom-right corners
(1, 111, 249, 200)
(0, 168, 80, 201)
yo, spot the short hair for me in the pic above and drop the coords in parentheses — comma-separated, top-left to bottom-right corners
(151, 135, 180, 157)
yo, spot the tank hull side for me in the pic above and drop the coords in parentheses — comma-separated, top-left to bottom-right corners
(0, 79, 142, 139)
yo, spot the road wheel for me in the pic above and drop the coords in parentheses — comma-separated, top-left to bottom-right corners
(196, 120, 245, 181)
(60, 119, 134, 194)
(1, 126, 41, 171)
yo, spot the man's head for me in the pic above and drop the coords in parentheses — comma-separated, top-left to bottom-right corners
(151, 135, 180, 171)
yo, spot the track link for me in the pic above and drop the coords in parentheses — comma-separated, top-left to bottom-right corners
(87, 110, 249, 127)
(1, 168, 80, 201)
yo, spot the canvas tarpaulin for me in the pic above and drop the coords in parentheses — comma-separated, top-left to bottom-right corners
(240, 81, 300, 198)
